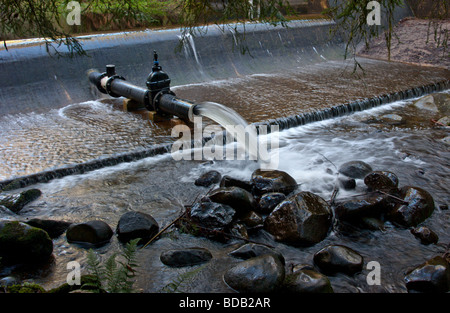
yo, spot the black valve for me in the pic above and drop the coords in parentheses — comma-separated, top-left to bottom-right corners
(146, 51, 172, 111)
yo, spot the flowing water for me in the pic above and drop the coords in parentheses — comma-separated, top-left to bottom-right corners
(0, 56, 449, 293)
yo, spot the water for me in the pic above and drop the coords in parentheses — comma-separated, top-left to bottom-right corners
(193, 101, 260, 161)
(1, 90, 448, 293)
(0, 58, 448, 182)
(0, 56, 449, 293)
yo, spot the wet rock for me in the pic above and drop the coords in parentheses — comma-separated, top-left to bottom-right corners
(381, 114, 403, 124)
(413, 95, 438, 112)
(223, 254, 285, 293)
(220, 175, 253, 192)
(208, 187, 256, 215)
(194, 170, 221, 187)
(364, 171, 399, 191)
(0, 189, 42, 213)
(251, 169, 298, 196)
(189, 199, 235, 229)
(257, 192, 286, 214)
(360, 217, 386, 231)
(410, 226, 439, 245)
(229, 223, 249, 241)
(229, 243, 285, 265)
(405, 256, 449, 293)
(0, 276, 19, 287)
(264, 191, 332, 246)
(338, 161, 373, 179)
(0, 204, 16, 216)
(239, 211, 263, 229)
(66, 220, 113, 246)
(116, 211, 159, 243)
(338, 177, 356, 190)
(283, 269, 333, 293)
(388, 186, 435, 227)
(24, 218, 72, 239)
(160, 247, 212, 267)
(334, 194, 392, 221)
(0, 221, 53, 263)
(436, 116, 450, 126)
(313, 245, 364, 276)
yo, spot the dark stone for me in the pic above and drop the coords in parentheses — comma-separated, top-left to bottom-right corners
(313, 245, 364, 276)
(364, 171, 399, 191)
(116, 211, 159, 243)
(388, 186, 435, 227)
(405, 256, 449, 293)
(338, 161, 373, 179)
(0, 221, 53, 263)
(220, 175, 253, 192)
(194, 171, 222, 187)
(257, 192, 286, 214)
(334, 194, 392, 221)
(229, 243, 285, 265)
(25, 218, 72, 238)
(410, 226, 439, 245)
(223, 254, 285, 293)
(284, 269, 334, 293)
(66, 220, 113, 246)
(251, 169, 298, 196)
(189, 199, 235, 229)
(240, 211, 263, 228)
(208, 187, 256, 215)
(360, 217, 386, 231)
(0, 189, 42, 213)
(264, 191, 332, 246)
(338, 177, 356, 190)
(160, 247, 213, 267)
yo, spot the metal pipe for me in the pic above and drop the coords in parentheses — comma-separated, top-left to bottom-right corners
(87, 61, 198, 122)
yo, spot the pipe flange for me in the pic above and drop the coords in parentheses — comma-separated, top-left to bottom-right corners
(96, 72, 108, 94)
(105, 75, 126, 98)
(153, 89, 176, 112)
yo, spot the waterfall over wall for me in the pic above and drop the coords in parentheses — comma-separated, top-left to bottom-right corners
(0, 20, 343, 115)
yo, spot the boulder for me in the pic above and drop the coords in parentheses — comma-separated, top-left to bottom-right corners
(334, 194, 392, 221)
(264, 192, 332, 246)
(228, 243, 285, 265)
(436, 116, 450, 126)
(338, 161, 373, 179)
(410, 226, 439, 245)
(364, 171, 399, 191)
(25, 218, 72, 239)
(160, 247, 213, 267)
(313, 245, 364, 276)
(223, 254, 285, 293)
(257, 192, 286, 214)
(116, 211, 159, 243)
(220, 175, 253, 192)
(388, 186, 435, 227)
(189, 199, 235, 229)
(0, 189, 42, 213)
(208, 187, 256, 215)
(338, 177, 356, 190)
(194, 170, 222, 187)
(405, 256, 449, 293)
(239, 211, 263, 229)
(413, 95, 438, 112)
(251, 169, 297, 196)
(66, 220, 113, 246)
(283, 269, 333, 293)
(0, 221, 53, 263)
